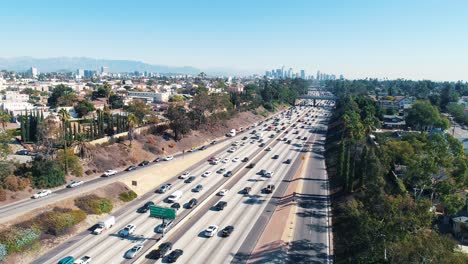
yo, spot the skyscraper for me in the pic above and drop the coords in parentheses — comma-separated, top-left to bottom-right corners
(300, 70, 306, 79)
(76, 69, 84, 79)
(100, 66, 109, 76)
(29, 67, 38, 78)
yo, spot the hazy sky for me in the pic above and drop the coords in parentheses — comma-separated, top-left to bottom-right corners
(1, 0, 467, 81)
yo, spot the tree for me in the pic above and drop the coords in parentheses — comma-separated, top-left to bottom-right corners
(58, 109, 70, 174)
(30, 157, 66, 188)
(406, 100, 449, 131)
(48, 84, 77, 108)
(56, 149, 83, 177)
(166, 106, 192, 141)
(74, 100, 95, 117)
(127, 113, 138, 146)
(124, 101, 154, 125)
(0, 112, 10, 129)
(109, 94, 124, 109)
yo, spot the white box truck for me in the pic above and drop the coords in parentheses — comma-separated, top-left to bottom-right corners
(93, 216, 115, 235)
(167, 190, 183, 203)
(227, 129, 236, 137)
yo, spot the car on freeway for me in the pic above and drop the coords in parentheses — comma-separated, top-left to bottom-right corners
(302, 136, 307, 140)
(287, 140, 292, 144)
(156, 219, 174, 233)
(241, 187, 252, 194)
(139, 160, 150, 166)
(259, 143, 265, 147)
(154, 157, 163, 162)
(296, 136, 301, 139)
(247, 162, 256, 168)
(265, 147, 272, 151)
(222, 158, 229, 163)
(202, 171, 212, 177)
(126, 165, 137, 171)
(217, 168, 226, 174)
(224, 171, 233, 177)
(186, 198, 198, 209)
(167, 249, 184, 263)
(165, 155, 174, 161)
(215, 201, 227, 211)
(119, 224, 136, 237)
(171, 203, 181, 211)
(149, 242, 173, 259)
(242, 157, 249, 162)
(58, 256, 75, 264)
(137, 201, 154, 213)
(193, 184, 203, 192)
(284, 159, 292, 164)
(272, 154, 279, 159)
(211, 140, 217, 145)
(185, 176, 196, 183)
(179, 171, 190, 179)
(32, 190, 51, 199)
(242, 136, 248, 140)
(232, 157, 240, 162)
(264, 171, 274, 178)
(218, 189, 229, 196)
(221, 226, 234, 237)
(67, 180, 84, 188)
(259, 169, 267, 176)
(205, 225, 219, 237)
(73, 256, 92, 264)
(158, 184, 172, 193)
(125, 244, 143, 259)
(269, 134, 275, 138)
(264, 184, 276, 194)
(103, 169, 117, 176)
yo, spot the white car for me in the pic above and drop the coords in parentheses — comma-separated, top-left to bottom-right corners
(179, 171, 190, 179)
(103, 170, 117, 176)
(125, 244, 143, 259)
(119, 224, 136, 237)
(222, 158, 229, 164)
(205, 225, 219, 237)
(165, 156, 174, 161)
(73, 256, 92, 264)
(227, 147, 237, 153)
(32, 190, 51, 199)
(202, 171, 212, 177)
(264, 171, 274, 178)
(67, 180, 84, 188)
(232, 157, 240, 162)
(218, 189, 229, 196)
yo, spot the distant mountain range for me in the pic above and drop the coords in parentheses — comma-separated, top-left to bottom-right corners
(0, 57, 202, 75)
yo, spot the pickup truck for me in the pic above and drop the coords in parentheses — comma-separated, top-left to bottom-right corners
(73, 256, 91, 264)
(93, 216, 115, 234)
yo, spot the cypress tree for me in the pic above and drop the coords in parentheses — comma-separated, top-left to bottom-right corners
(25, 110, 30, 142)
(20, 115, 26, 141)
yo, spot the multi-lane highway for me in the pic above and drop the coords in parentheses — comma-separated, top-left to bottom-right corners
(34, 100, 333, 264)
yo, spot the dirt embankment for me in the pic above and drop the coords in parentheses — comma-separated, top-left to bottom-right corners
(2, 182, 130, 264)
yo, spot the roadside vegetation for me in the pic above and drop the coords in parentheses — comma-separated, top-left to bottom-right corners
(74, 194, 113, 215)
(119, 190, 138, 202)
(325, 80, 468, 263)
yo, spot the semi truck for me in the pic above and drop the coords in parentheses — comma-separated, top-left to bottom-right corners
(93, 216, 115, 235)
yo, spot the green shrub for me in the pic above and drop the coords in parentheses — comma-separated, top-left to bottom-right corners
(30, 157, 65, 188)
(0, 226, 40, 255)
(0, 243, 6, 261)
(34, 208, 86, 236)
(119, 190, 138, 202)
(75, 194, 113, 215)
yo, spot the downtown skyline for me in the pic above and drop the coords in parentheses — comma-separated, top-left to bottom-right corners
(1, 0, 467, 81)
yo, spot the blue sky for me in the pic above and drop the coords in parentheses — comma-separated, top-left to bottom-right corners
(1, 0, 467, 80)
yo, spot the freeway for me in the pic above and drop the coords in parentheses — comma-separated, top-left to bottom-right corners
(34, 106, 305, 264)
(132, 103, 331, 264)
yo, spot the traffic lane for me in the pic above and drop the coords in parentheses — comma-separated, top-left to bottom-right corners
(136, 110, 311, 263)
(36, 128, 265, 264)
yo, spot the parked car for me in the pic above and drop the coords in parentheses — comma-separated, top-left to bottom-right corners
(16, 149, 29, 155)
(158, 184, 172, 193)
(193, 184, 203, 192)
(139, 160, 149, 166)
(150, 242, 172, 259)
(137, 201, 154, 213)
(184, 176, 196, 183)
(125, 244, 143, 259)
(67, 180, 84, 188)
(32, 190, 51, 199)
(204, 225, 219, 237)
(166, 249, 184, 263)
(119, 224, 136, 237)
(103, 169, 117, 176)
(156, 219, 174, 233)
(199, 145, 207, 150)
(186, 198, 198, 209)
(221, 226, 234, 237)
(126, 165, 137, 171)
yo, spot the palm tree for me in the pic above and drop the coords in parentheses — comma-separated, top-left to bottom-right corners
(0, 111, 10, 130)
(58, 109, 71, 174)
(127, 113, 138, 147)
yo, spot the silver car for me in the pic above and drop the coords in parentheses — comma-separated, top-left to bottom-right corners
(125, 244, 143, 259)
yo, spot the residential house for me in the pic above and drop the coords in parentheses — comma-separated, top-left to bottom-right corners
(382, 114, 405, 129)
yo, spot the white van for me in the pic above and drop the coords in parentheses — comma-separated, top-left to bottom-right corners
(167, 190, 183, 203)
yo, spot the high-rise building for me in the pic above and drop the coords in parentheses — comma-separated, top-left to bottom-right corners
(76, 69, 84, 79)
(300, 70, 306, 79)
(29, 67, 38, 78)
(316, 71, 321, 81)
(100, 66, 109, 76)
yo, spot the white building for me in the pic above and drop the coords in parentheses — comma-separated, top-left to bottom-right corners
(3, 91, 29, 102)
(30, 67, 38, 78)
(127, 91, 171, 103)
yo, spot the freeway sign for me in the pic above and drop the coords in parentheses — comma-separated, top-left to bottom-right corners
(149, 206, 176, 219)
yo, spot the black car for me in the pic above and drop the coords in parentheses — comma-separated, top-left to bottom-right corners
(287, 140, 292, 144)
(150, 242, 173, 259)
(186, 198, 197, 209)
(166, 249, 183, 263)
(137, 201, 154, 213)
(154, 157, 163, 162)
(211, 140, 217, 145)
(215, 201, 227, 211)
(16, 149, 29, 155)
(247, 163, 256, 168)
(302, 137, 307, 140)
(284, 159, 292, 164)
(242, 157, 249, 162)
(259, 143, 265, 147)
(199, 145, 207, 150)
(221, 226, 234, 237)
(242, 136, 248, 140)
(139, 160, 150, 166)
(126, 165, 137, 171)
(272, 155, 279, 159)
(224, 171, 233, 177)
(171, 203, 181, 211)
(184, 176, 196, 183)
